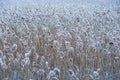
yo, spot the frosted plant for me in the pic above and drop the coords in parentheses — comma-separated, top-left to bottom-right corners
(2, 55, 7, 63)
(53, 40, 61, 51)
(40, 56, 45, 66)
(19, 38, 25, 46)
(45, 61, 50, 70)
(0, 58, 3, 64)
(88, 38, 96, 50)
(114, 56, 119, 63)
(58, 51, 65, 60)
(37, 69, 45, 75)
(75, 37, 83, 50)
(21, 57, 30, 67)
(1, 62, 8, 70)
(65, 31, 72, 39)
(65, 41, 74, 55)
(24, 57, 30, 66)
(21, 59, 25, 67)
(11, 43, 18, 53)
(31, 61, 36, 67)
(56, 31, 65, 42)
(24, 45, 31, 52)
(93, 70, 100, 80)
(42, 27, 49, 33)
(95, 41, 102, 51)
(21, 39, 28, 46)
(0, 50, 3, 58)
(47, 32, 53, 42)
(32, 64, 40, 73)
(16, 52, 22, 60)
(50, 77, 59, 80)
(73, 64, 79, 76)
(68, 69, 77, 80)
(65, 41, 71, 48)
(34, 52, 39, 62)
(69, 58, 73, 65)
(13, 58, 19, 65)
(67, 47, 74, 55)
(83, 75, 93, 80)
(47, 70, 56, 80)
(54, 67, 60, 75)
(3, 41, 10, 52)
(25, 51, 31, 58)
(24, 32, 30, 40)
(103, 48, 111, 55)
(93, 71, 99, 77)
(36, 68, 45, 80)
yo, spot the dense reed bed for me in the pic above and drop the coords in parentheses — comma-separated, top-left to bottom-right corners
(0, 4, 120, 80)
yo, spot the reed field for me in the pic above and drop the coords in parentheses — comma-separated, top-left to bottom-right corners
(0, 0, 120, 80)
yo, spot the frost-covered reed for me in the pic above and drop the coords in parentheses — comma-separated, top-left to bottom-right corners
(0, 3, 120, 80)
